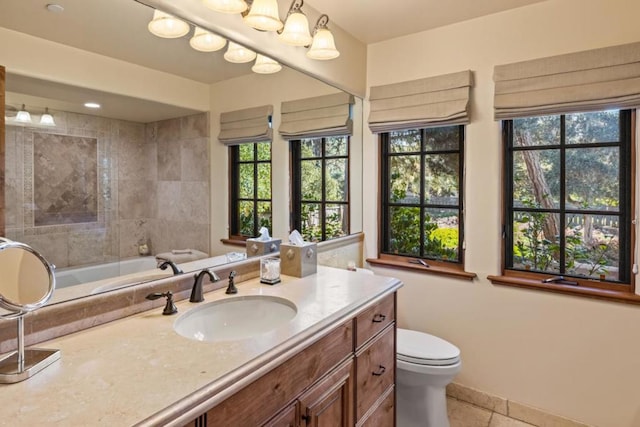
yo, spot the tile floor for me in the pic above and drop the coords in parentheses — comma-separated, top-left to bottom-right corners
(448, 397, 536, 427)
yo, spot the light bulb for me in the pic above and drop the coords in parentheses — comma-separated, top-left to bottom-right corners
(252, 55, 282, 74)
(190, 27, 226, 52)
(224, 42, 257, 63)
(306, 28, 339, 60)
(243, 0, 283, 32)
(202, 0, 247, 14)
(39, 108, 56, 126)
(15, 105, 32, 123)
(279, 11, 312, 46)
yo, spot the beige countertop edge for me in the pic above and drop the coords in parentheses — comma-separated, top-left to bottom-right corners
(139, 280, 402, 427)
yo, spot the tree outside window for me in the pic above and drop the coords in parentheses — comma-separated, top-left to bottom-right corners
(230, 142, 272, 239)
(505, 110, 632, 283)
(381, 126, 464, 263)
(291, 136, 349, 242)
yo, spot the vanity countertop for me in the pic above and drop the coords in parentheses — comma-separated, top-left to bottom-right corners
(0, 266, 401, 426)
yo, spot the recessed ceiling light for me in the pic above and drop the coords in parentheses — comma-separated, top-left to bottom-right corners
(46, 4, 64, 13)
(84, 102, 101, 109)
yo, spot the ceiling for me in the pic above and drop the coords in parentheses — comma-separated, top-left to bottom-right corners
(0, 0, 547, 122)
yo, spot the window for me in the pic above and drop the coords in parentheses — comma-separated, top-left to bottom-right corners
(502, 109, 634, 291)
(291, 136, 349, 242)
(229, 142, 272, 240)
(380, 126, 464, 266)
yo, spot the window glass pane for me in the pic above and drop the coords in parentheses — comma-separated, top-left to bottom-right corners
(566, 147, 619, 211)
(239, 144, 254, 161)
(388, 206, 421, 256)
(238, 200, 255, 236)
(512, 211, 560, 273)
(257, 163, 271, 199)
(326, 136, 348, 156)
(257, 201, 272, 232)
(301, 138, 322, 158)
(566, 110, 620, 144)
(301, 160, 322, 201)
(513, 115, 560, 147)
(301, 203, 321, 241)
(325, 204, 348, 239)
(424, 153, 459, 205)
(256, 142, 271, 161)
(238, 164, 254, 199)
(424, 208, 459, 261)
(513, 150, 560, 209)
(565, 213, 619, 280)
(389, 155, 420, 204)
(424, 126, 459, 151)
(389, 130, 421, 153)
(325, 158, 347, 202)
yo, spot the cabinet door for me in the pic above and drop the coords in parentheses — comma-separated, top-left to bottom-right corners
(263, 402, 297, 427)
(299, 359, 353, 427)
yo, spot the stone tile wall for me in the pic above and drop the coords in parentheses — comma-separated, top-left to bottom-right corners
(5, 110, 210, 269)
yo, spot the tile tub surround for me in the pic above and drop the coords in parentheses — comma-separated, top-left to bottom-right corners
(5, 110, 210, 269)
(0, 267, 401, 426)
(447, 383, 592, 427)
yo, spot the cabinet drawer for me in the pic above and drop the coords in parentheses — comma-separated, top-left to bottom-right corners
(355, 294, 395, 348)
(355, 325, 395, 422)
(359, 386, 394, 427)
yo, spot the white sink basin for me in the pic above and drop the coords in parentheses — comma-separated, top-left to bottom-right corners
(174, 295, 297, 342)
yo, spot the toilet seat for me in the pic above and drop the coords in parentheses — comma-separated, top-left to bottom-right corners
(397, 328, 460, 366)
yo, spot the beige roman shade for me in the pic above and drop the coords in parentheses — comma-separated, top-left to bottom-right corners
(493, 41, 640, 119)
(279, 92, 355, 139)
(368, 70, 473, 133)
(218, 105, 273, 145)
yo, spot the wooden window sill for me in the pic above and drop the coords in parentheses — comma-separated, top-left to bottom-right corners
(488, 275, 640, 305)
(366, 257, 476, 281)
(220, 238, 247, 247)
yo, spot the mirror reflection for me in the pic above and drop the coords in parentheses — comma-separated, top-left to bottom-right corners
(0, 240, 53, 311)
(0, 0, 363, 305)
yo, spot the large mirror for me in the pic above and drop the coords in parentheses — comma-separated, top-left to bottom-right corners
(0, 0, 363, 305)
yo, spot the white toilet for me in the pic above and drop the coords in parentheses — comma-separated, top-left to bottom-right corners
(396, 328, 462, 427)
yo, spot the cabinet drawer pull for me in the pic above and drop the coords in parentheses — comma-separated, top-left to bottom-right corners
(372, 365, 386, 376)
(372, 313, 386, 323)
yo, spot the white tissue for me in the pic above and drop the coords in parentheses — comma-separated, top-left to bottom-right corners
(258, 226, 271, 241)
(289, 229, 304, 246)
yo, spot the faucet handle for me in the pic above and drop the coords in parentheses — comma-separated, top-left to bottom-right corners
(145, 291, 178, 315)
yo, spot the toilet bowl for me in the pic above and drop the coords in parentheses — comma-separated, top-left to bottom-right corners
(396, 328, 461, 427)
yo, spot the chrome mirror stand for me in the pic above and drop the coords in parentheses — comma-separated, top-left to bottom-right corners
(0, 313, 60, 383)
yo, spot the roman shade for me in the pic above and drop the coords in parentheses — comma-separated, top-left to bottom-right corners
(368, 70, 473, 133)
(493, 41, 640, 119)
(279, 92, 355, 139)
(218, 105, 273, 145)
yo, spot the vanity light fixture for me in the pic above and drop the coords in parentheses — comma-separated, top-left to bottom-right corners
(39, 108, 56, 126)
(252, 54, 282, 74)
(278, 0, 312, 46)
(243, 0, 283, 32)
(14, 104, 32, 123)
(190, 26, 227, 51)
(84, 102, 101, 109)
(306, 14, 339, 60)
(224, 41, 257, 63)
(148, 9, 190, 38)
(202, 0, 248, 14)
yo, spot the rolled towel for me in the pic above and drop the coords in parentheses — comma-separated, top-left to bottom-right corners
(155, 249, 209, 264)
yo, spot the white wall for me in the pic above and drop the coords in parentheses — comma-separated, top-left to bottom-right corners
(366, 0, 640, 426)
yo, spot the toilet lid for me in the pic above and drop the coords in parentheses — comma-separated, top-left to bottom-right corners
(397, 328, 460, 366)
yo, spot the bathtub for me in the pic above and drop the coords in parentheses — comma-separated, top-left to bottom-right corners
(55, 257, 158, 289)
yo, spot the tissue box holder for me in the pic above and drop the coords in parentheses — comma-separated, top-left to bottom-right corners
(246, 238, 282, 258)
(280, 242, 317, 278)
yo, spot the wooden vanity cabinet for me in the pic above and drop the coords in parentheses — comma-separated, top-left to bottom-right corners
(185, 292, 396, 427)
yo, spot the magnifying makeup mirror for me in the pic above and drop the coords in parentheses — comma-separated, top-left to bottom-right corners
(0, 238, 60, 383)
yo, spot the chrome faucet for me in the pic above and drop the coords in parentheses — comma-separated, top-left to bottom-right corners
(158, 260, 183, 275)
(190, 269, 220, 302)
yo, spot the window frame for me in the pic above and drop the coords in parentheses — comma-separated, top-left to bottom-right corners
(227, 142, 272, 242)
(368, 125, 476, 280)
(290, 136, 350, 242)
(489, 109, 638, 302)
